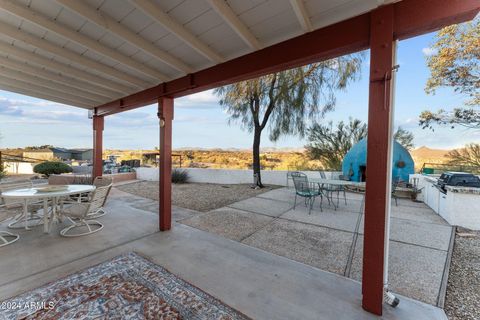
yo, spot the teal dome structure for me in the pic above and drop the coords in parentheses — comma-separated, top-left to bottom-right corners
(341, 138, 415, 182)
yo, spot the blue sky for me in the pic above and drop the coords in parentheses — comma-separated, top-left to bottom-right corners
(1, 32, 478, 151)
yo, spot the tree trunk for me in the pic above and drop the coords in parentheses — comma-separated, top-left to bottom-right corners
(252, 126, 264, 188)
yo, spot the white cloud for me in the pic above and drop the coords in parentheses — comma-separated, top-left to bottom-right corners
(422, 47, 437, 56)
(0, 96, 86, 122)
(175, 90, 220, 109)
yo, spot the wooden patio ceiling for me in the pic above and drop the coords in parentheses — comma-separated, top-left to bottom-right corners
(0, 0, 397, 109)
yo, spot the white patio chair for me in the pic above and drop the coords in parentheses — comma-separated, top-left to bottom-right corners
(88, 176, 113, 218)
(58, 184, 111, 237)
(0, 180, 45, 229)
(0, 205, 20, 247)
(62, 177, 112, 219)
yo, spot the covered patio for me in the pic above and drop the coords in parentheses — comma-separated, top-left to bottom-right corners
(0, 0, 478, 318)
(0, 187, 445, 320)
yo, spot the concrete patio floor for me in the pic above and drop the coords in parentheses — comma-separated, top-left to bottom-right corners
(0, 188, 447, 319)
(179, 187, 454, 306)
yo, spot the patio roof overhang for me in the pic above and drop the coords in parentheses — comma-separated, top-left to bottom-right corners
(94, 0, 479, 116)
(0, 0, 476, 114)
(1, 0, 479, 317)
(0, 0, 396, 109)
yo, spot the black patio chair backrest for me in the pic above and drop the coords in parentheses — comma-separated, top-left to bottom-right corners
(319, 171, 327, 179)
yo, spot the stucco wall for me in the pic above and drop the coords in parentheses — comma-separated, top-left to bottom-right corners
(4, 162, 36, 174)
(136, 167, 337, 186)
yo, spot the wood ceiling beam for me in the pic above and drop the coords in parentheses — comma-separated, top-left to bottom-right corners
(0, 64, 109, 104)
(394, 0, 480, 39)
(55, 0, 196, 73)
(289, 0, 313, 32)
(0, 21, 149, 89)
(0, 41, 134, 95)
(0, 72, 101, 105)
(0, 0, 170, 82)
(0, 56, 119, 100)
(205, 0, 261, 50)
(128, 0, 224, 64)
(96, 0, 479, 116)
(0, 76, 95, 108)
(97, 13, 370, 115)
(0, 82, 90, 108)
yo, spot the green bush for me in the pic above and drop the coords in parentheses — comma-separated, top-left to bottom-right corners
(172, 169, 189, 184)
(33, 161, 73, 177)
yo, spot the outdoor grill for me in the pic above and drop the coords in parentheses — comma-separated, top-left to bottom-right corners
(437, 172, 480, 193)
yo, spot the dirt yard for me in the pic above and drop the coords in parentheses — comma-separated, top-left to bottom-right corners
(116, 181, 278, 212)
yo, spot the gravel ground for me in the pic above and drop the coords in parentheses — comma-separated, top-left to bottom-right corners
(444, 227, 480, 320)
(116, 181, 278, 212)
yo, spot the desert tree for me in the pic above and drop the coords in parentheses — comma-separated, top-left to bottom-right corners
(419, 18, 479, 130)
(215, 54, 364, 187)
(446, 143, 480, 169)
(393, 127, 415, 151)
(305, 118, 367, 170)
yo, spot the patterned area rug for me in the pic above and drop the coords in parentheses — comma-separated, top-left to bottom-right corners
(1, 252, 250, 319)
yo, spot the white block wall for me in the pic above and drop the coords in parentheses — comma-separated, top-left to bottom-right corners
(4, 162, 35, 174)
(136, 167, 338, 186)
(4, 162, 91, 175)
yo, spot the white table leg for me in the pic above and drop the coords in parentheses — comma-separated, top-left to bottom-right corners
(43, 198, 49, 234)
(23, 198, 30, 231)
(48, 197, 58, 232)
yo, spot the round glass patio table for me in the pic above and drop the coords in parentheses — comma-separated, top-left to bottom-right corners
(2, 184, 96, 233)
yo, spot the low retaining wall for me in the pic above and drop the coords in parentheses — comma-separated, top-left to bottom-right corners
(49, 172, 136, 185)
(136, 167, 337, 186)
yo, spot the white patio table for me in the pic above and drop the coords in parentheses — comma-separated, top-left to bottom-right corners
(1, 184, 96, 234)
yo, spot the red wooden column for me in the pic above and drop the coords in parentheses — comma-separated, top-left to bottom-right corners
(158, 97, 173, 231)
(362, 6, 395, 315)
(92, 115, 104, 179)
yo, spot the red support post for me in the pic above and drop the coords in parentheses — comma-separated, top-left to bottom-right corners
(158, 97, 173, 231)
(92, 115, 104, 179)
(362, 6, 395, 315)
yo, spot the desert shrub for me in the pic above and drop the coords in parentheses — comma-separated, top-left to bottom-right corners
(33, 161, 73, 177)
(172, 169, 189, 183)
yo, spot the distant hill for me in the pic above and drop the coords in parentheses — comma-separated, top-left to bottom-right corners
(411, 146, 449, 158)
(410, 146, 450, 167)
(174, 147, 305, 153)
